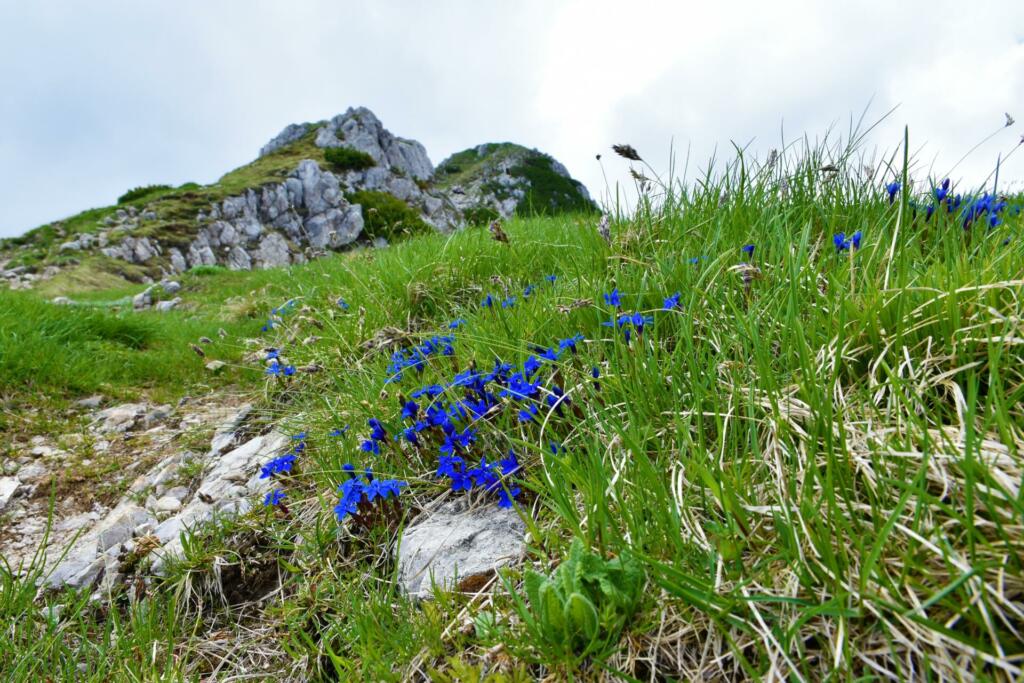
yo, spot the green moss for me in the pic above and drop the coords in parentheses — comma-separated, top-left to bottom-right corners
(347, 190, 431, 242)
(324, 147, 376, 173)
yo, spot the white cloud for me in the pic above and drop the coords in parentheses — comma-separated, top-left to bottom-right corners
(0, 0, 1021, 236)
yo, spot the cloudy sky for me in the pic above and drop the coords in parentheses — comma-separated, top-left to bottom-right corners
(1, 1, 1022, 237)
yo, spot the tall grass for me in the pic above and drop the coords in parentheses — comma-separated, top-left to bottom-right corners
(2, 123, 1021, 680)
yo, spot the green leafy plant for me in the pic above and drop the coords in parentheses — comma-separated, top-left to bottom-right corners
(513, 539, 643, 661)
(324, 146, 376, 172)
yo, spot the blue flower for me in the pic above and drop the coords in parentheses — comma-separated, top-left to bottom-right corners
(501, 296, 517, 309)
(741, 244, 755, 257)
(482, 294, 494, 308)
(400, 401, 419, 420)
(411, 384, 445, 399)
(360, 439, 380, 455)
(259, 453, 297, 479)
(263, 489, 286, 506)
(689, 256, 700, 264)
(934, 178, 950, 203)
(663, 292, 681, 310)
(833, 230, 863, 252)
(336, 297, 350, 311)
(367, 418, 387, 441)
(603, 288, 622, 308)
(448, 318, 467, 330)
(558, 334, 584, 354)
(538, 346, 560, 362)
(266, 348, 279, 360)
(329, 426, 349, 437)
(885, 181, 900, 203)
(518, 403, 539, 423)
(545, 274, 557, 283)
(523, 355, 542, 377)
(402, 427, 419, 445)
(523, 285, 535, 298)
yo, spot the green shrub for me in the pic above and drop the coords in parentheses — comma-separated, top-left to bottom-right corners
(463, 205, 500, 226)
(324, 147, 376, 173)
(118, 185, 172, 204)
(347, 191, 431, 242)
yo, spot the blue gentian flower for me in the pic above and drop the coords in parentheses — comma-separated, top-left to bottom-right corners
(266, 349, 279, 360)
(524, 355, 542, 377)
(359, 439, 380, 455)
(337, 297, 350, 311)
(741, 244, 755, 257)
(329, 426, 349, 437)
(263, 489, 286, 506)
(558, 334, 584, 354)
(934, 178, 950, 203)
(259, 453, 297, 479)
(545, 274, 557, 283)
(663, 292, 681, 310)
(885, 181, 900, 203)
(518, 403, 539, 423)
(448, 318, 467, 329)
(604, 288, 622, 308)
(400, 401, 419, 420)
(482, 294, 494, 308)
(501, 296, 516, 309)
(523, 285, 535, 298)
(368, 418, 386, 441)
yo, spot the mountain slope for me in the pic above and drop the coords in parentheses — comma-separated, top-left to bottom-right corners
(0, 109, 595, 295)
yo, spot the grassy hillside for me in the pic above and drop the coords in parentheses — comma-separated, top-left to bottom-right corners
(2, 139, 1023, 681)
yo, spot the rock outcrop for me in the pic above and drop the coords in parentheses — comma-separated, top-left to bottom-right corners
(435, 142, 595, 221)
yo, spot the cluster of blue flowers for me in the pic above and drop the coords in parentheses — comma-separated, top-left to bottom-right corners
(385, 335, 455, 383)
(334, 465, 407, 521)
(899, 178, 1020, 232)
(264, 348, 296, 377)
(833, 230, 863, 252)
(261, 299, 298, 332)
(259, 432, 307, 480)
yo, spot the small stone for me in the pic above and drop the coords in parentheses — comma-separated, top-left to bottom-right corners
(51, 296, 72, 305)
(154, 297, 181, 312)
(0, 477, 20, 510)
(160, 280, 181, 294)
(165, 486, 190, 503)
(76, 395, 104, 409)
(17, 463, 47, 482)
(205, 360, 226, 373)
(153, 496, 182, 513)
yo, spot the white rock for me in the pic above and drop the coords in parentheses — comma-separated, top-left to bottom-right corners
(396, 498, 526, 599)
(0, 477, 20, 510)
(153, 496, 182, 513)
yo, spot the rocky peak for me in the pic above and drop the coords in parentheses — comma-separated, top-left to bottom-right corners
(260, 107, 433, 181)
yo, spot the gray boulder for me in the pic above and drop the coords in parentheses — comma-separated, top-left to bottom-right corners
(397, 498, 526, 599)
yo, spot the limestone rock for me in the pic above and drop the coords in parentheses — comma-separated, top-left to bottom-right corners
(0, 477, 20, 510)
(154, 297, 181, 312)
(259, 122, 310, 157)
(397, 498, 526, 599)
(94, 403, 148, 433)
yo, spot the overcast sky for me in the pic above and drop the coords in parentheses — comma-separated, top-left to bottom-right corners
(1, 1, 1022, 237)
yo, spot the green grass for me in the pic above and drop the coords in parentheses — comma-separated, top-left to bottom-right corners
(2, 129, 1023, 680)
